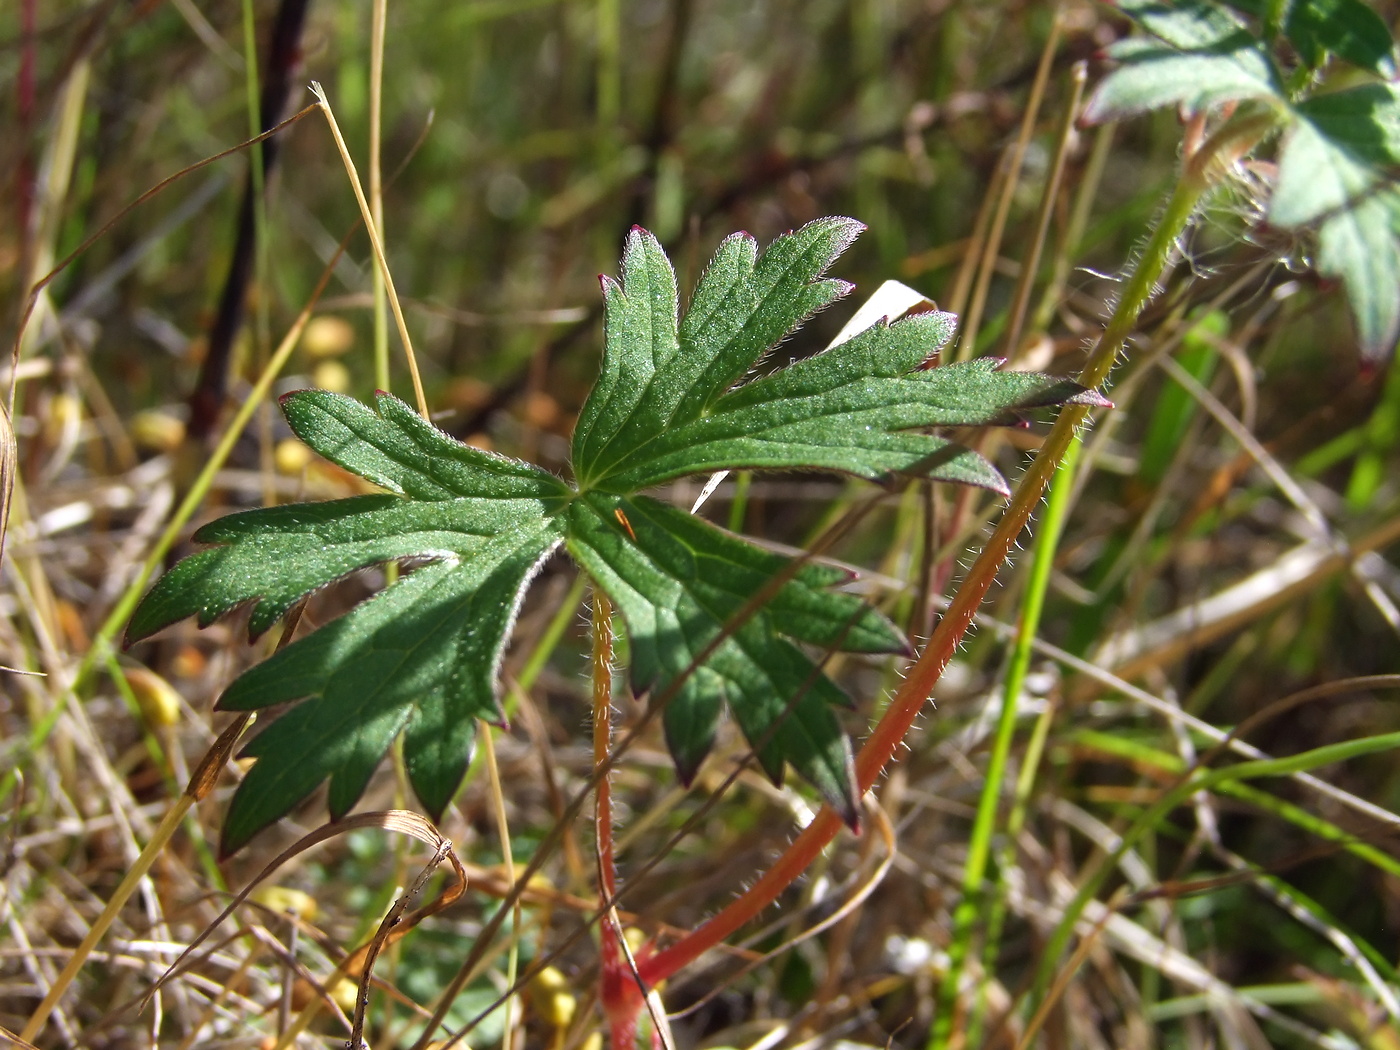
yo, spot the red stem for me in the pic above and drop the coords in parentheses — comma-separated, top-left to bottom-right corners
(636, 113, 1272, 987)
(593, 593, 646, 1047)
(638, 403, 1091, 987)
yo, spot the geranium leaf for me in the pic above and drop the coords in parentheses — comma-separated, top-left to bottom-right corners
(566, 492, 905, 822)
(129, 220, 1097, 849)
(602, 317, 1108, 494)
(1083, 0, 1281, 124)
(1271, 90, 1400, 358)
(128, 394, 567, 850)
(1084, 4, 1399, 359)
(218, 529, 558, 854)
(1226, 0, 1398, 75)
(573, 218, 862, 487)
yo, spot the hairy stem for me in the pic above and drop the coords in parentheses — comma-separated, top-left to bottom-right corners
(592, 591, 643, 1047)
(639, 117, 1260, 990)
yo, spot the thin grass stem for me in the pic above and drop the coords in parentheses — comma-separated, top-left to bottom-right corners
(309, 82, 428, 418)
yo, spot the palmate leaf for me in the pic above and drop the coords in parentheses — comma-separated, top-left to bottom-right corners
(1271, 88, 1400, 357)
(128, 392, 568, 853)
(129, 218, 1100, 851)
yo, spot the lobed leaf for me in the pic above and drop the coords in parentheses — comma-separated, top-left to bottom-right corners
(128, 394, 567, 850)
(573, 218, 862, 487)
(601, 317, 1107, 494)
(127, 495, 558, 641)
(1225, 0, 1398, 76)
(216, 524, 560, 853)
(1086, 3, 1399, 358)
(566, 492, 906, 823)
(1083, 45, 1280, 124)
(1118, 0, 1257, 50)
(282, 388, 568, 500)
(1314, 189, 1400, 361)
(1271, 91, 1400, 358)
(130, 220, 1097, 849)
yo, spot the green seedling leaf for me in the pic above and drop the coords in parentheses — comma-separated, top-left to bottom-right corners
(1083, 43, 1280, 123)
(1273, 85, 1400, 227)
(1119, 0, 1257, 50)
(129, 219, 1098, 850)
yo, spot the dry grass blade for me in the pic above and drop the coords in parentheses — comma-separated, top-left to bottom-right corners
(143, 810, 464, 1017)
(348, 839, 456, 1049)
(0, 1022, 43, 1050)
(1098, 513, 1400, 676)
(0, 405, 14, 570)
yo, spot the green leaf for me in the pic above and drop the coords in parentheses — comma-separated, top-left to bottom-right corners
(129, 220, 1097, 849)
(566, 493, 905, 821)
(576, 225, 1106, 495)
(282, 388, 569, 500)
(1283, 0, 1398, 75)
(218, 527, 558, 853)
(128, 393, 567, 850)
(1119, 0, 1257, 50)
(1294, 83, 1400, 170)
(1084, 46, 1279, 124)
(1226, 0, 1398, 75)
(1083, 4, 1398, 359)
(573, 218, 862, 487)
(1083, 1, 1281, 124)
(1315, 188, 1400, 360)
(1271, 104, 1400, 358)
(1272, 107, 1378, 227)
(602, 321, 1106, 494)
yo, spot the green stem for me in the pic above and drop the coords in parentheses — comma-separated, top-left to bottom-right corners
(726, 470, 752, 533)
(931, 433, 1083, 1049)
(1022, 730, 1400, 1028)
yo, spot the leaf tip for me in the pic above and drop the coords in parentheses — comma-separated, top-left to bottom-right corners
(218, 814, 257, 858)
(840, 801, 862, 834)
(1070, 388, 1114, 408)
(672, 752, 704, 790)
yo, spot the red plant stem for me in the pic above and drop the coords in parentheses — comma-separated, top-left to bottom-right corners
(636, 121, 1272, 987)
(639, 405, 1088, 987)
(593, 590, 617, 910)
(593, 592, 645, 1047)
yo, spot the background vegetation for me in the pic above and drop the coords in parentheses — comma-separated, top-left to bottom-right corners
(4, 0, 1400, 1047)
